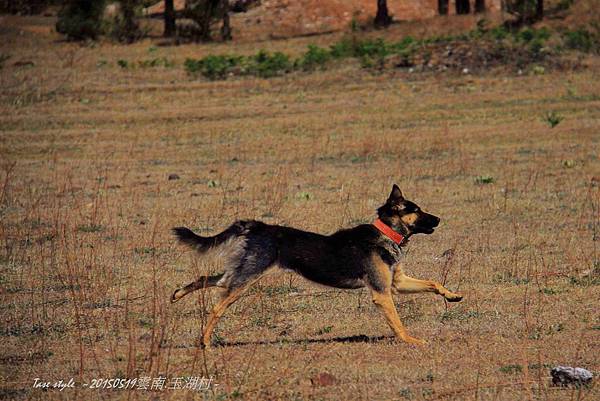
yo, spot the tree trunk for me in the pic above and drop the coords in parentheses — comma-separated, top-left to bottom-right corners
(199, 1, 216, 41)
(164, 0, 176, 37)
(374, 0, 391, 28)
(535, 0, 543, 21)
(122, 0, 138, 43)
(220, 0, 232, 40)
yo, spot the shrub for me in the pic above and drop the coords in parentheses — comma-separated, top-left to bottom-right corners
(354, 38, 390, 58)
(56, 0, 106, 40)
(543, 111, 563, 128)
(562, 28, 595, 52)
(517, 27, 551, 43)
(184, 55, 241, 80)
(298, 45, 330, 71)
(489, 25, 509, 41)
(329, 37, 355, 59)
(249, 50, 292, 78)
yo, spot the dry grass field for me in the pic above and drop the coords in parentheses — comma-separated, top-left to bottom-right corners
(1, 14, 599, 401)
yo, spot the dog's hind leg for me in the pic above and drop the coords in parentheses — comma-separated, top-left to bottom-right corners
(199, 234, 277, 347)
(171, 273, 225, 303)
(392, 266, 463, 302)
(367, 255, 425, 346)
(200, 275, 262, 348)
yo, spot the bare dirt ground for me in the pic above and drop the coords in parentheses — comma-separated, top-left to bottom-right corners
(1, 13, 599, 401)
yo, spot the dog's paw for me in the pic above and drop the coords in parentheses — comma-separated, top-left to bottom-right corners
(445, 293, 463, 302)
(170, 289, 183, 303)
(401, 336, 427, 346)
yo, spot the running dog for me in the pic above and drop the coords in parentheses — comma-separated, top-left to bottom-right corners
(171, 184, 463, 347)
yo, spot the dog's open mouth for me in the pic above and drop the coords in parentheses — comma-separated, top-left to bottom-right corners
(416, 226, 435, 234)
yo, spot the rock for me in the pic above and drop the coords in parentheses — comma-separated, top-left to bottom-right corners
(550, 366, 593, 387)
(168, 174, 180, 180)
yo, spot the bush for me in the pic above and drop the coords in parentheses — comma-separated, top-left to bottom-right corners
(562, 28, 597, 53)
(489, 25, 509, 41)
(329, 37, 355, 59)
(184, 55, 242, 80)
(298, 45, 330, 71)
(517, 27, 550, 43)
(354, 38, 390, 58)
(56, 0, 106, 40)
(249, 50, 292, 78)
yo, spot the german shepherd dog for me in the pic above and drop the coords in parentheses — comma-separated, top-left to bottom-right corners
(171, 185, 463, 347)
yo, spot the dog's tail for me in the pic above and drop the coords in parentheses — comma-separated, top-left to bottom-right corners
(172, 222, 247, 253)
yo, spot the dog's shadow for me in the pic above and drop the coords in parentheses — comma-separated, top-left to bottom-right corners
(215, 334, 392, 348)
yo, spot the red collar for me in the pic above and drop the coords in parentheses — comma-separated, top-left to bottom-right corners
(373, 219, 405, 245)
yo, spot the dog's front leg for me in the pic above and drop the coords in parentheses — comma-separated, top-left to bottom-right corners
(392, 265, 463, 302)
(368, 255, 425, 345)
(371, 289, 426, 346)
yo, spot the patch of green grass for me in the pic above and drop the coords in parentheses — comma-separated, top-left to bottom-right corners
(499, 364, 522, 374)
(544, 111, 564, 128)
(296, 191, 311, 200)
(77, 224, 104, 233)
(138, 317, 153, 329)
(474, 175, 494, 185)
(134, 246, 157, 256)
(316, 325, 333, 335)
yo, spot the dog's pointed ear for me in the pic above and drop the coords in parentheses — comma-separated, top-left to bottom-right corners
(387, 184, 404, 204)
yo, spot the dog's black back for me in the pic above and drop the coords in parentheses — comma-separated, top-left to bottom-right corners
(173, 184, 440, 293)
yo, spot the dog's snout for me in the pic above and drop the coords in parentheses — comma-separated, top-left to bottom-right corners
(432, 216, 440, 227)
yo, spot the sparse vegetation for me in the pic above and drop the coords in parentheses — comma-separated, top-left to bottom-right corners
(544, 111, 564, 128)
(562, 26, 600, 53)
(1, 11, 599, 401)
(474, 175, 494, 185)
(181, 23, 590, 80)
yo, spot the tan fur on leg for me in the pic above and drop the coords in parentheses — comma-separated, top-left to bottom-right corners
(369, 255, 426, 345)
(171, 274, 225, 303)
(200, 277, 261, 348)
(392, 266, 462, 302)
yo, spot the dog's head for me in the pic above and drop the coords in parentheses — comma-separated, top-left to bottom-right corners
(377, 184, 440, 236)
